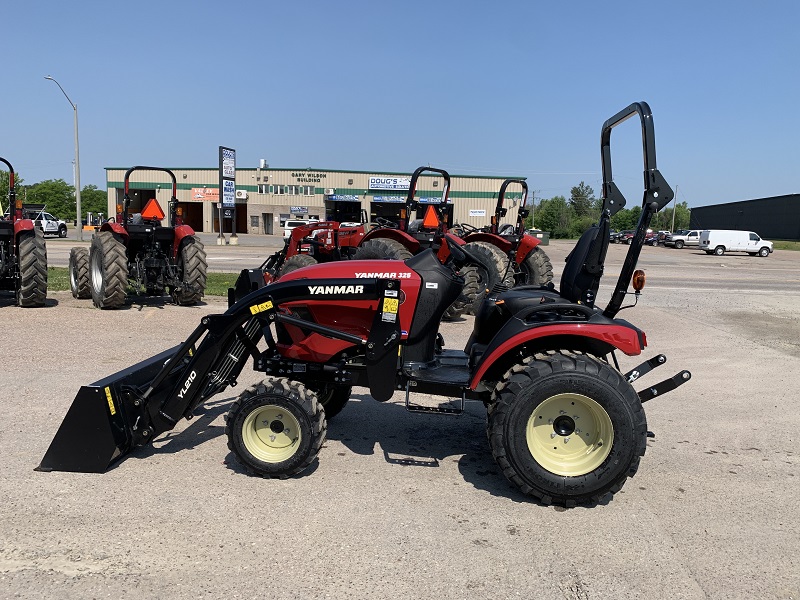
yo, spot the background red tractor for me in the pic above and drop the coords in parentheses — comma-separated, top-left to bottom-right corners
(0, 157, 47, 307)
(68, 166, 207, 309)
(456, 179, 553, 311)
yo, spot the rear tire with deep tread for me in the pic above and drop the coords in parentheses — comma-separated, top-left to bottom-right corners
(442, 264, 480, 321)
(279, 254, 318, 277)
(172, 236, 208, 306)
(226, 378, 326, 477)
(487, 352, 647, 506)
(353, 237, 412, 261)
(69, 246, 91, 299)
(90, 232, 128, 309)
(17, 228, 47, 307)
(464, 240, 514, 313)
(517, 245, 554, 287)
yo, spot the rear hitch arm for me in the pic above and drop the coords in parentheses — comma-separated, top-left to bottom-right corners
(623, 353, 692, 402)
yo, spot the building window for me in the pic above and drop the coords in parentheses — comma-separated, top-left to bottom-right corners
(348, 178, 353, 185)
(258, 184, 269, 194)
(272, 185, 285, 195)
(287, 185, 299, 196)
(303, 186, 314, 196)
(250, 215, 260, 228)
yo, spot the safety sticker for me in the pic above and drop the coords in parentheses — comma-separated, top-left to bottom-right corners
(382, 312, 397, 323)
(385, 290, 398, 298)
(425, 282, 438, 289)
(104, 387, 116, 416)
(383, 298, 399, 313)
(250, 300, 274, 315)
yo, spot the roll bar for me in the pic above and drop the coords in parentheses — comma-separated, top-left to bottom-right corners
(122, 166, 179, 227)
(400, 166, 451, 231)
(601, 102, 674, 319)
(496, 179, 528, 235)
(1, 157, 19, 220)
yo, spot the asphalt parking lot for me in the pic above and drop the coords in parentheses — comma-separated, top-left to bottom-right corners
(1, 238, 798, 599)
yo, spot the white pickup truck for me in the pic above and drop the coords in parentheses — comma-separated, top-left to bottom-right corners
(698, 230, 773, 256)
(26, 207, 68, 238)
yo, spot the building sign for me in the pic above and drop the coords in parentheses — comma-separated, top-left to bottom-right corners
(292, 172, 327, 183)
(418, 197, 453, 204)
(192, 187, 219, 202)
(372, 195, 406, 203)
(330, 195, 361, 202)
(469, 209, 486, 217)
(219, 146, 236, 208)
(369, 176, 411, 190)
(290, 206, 308, 214)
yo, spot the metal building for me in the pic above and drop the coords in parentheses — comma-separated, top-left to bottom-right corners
(690, 194, 800, 240)
(105, 166, 526, 235)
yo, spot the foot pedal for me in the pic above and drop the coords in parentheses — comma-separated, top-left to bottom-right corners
(405, 382, 464, 415)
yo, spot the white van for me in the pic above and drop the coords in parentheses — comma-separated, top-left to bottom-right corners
(698, 230, 773, 257)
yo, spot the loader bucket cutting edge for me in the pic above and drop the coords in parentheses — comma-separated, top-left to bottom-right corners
(37, 346, 183, 474)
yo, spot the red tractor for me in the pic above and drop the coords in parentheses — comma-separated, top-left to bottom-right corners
(68, 166, 207, 309)
(255, 220, 368, 285)
(40, 102, 690, 507)
(0, 157, 47, 307)
(457, 179, 553, 311)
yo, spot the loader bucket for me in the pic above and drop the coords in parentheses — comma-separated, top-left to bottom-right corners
(37, 347, 183, 473)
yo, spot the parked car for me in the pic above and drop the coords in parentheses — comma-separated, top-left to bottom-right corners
(617, 230, 635, 244)
(644, 231, 659, 246)
(23, 207, 68, 238)
(698, 230, 773, 256)
(664, 229, 701, 249)
(283, 219, 317, 239)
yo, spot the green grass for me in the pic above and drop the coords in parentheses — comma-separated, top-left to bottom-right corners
(773, 241, 800, 251)
(47, 267, 240, 296)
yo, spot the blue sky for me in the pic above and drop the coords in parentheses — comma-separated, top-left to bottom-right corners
(2, 0, 797, 208)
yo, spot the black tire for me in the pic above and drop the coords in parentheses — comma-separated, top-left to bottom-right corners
(90, 231, 128, 309)
(16, 229, 47, 307)
(58, 225, 67, 238)
(279, 254, 317, 277)
(309, 384, 352, 419)
(517, 246, 554, 287)
(464, 241, 514, 314)
(714, 246, 725, 256)
(69, 246, 91, 299)
(353, 237, 412, 261)
(442, 265, 480, 321)
(172, 237, 208, 306)
(758, 247, 770, 257)
(674, 240, 684, 249)
(226, 378, 326, 478)
(487, 352, 647, 506)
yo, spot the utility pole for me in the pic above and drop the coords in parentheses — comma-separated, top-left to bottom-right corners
(671, 185, 678, 232)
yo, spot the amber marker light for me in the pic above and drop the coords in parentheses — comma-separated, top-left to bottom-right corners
(632, 269, 646, 292)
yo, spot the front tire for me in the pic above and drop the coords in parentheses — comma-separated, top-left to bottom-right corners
(172, 237, 208, 306)
(279, 254, 317, 277)
(353, 237, 413, 261)
(58, 225, 68, 238)
(714, 246, 725, 256)
(674, 240, 684, 249)
(517, 245, 554, 287)
(226, 378, 326, 477)
(69, 246, 91, 299)
(758, 247, 770, 257)
(16, 229, 47, 307)
(90, 232, 128, 309)
(464, 241, 514, 313)
(487, 352, 647, 506)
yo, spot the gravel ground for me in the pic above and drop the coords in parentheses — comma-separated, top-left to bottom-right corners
(0, 241, 798, 599)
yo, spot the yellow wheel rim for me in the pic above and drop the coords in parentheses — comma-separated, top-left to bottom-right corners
(242, 405, 302, 464)
(527, 393, 613, 476)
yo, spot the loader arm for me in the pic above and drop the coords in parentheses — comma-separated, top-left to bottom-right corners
(38, 277, 401, 474)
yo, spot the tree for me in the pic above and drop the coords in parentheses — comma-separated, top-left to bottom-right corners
(0, 169, 24, 214)
(80, 185, 108, 218)
(23, 179, 74, 219)
(536, 195, 574, 238)
(569, 181, 596, 218)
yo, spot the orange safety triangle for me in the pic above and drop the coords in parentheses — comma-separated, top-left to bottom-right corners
(422, 205, 440, 228)
(140, 198, 166, 220)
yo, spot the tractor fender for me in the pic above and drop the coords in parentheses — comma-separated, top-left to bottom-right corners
(172, 224, 197, 257)
(469, 321, 644, 390)
(462, 232, 512, 253)
(98, 221, 129, 241)
(360, 228, 420, 254)
(513, 233, 542, 265)
(13, 218, 35, 237)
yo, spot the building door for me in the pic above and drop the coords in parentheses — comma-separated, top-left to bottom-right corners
(262, 213, 273, 235)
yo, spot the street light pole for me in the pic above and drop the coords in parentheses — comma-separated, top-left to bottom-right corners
(45, 75, 82, 241)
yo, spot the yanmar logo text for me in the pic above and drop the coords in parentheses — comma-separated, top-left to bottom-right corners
(307, 285, 365, 295)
